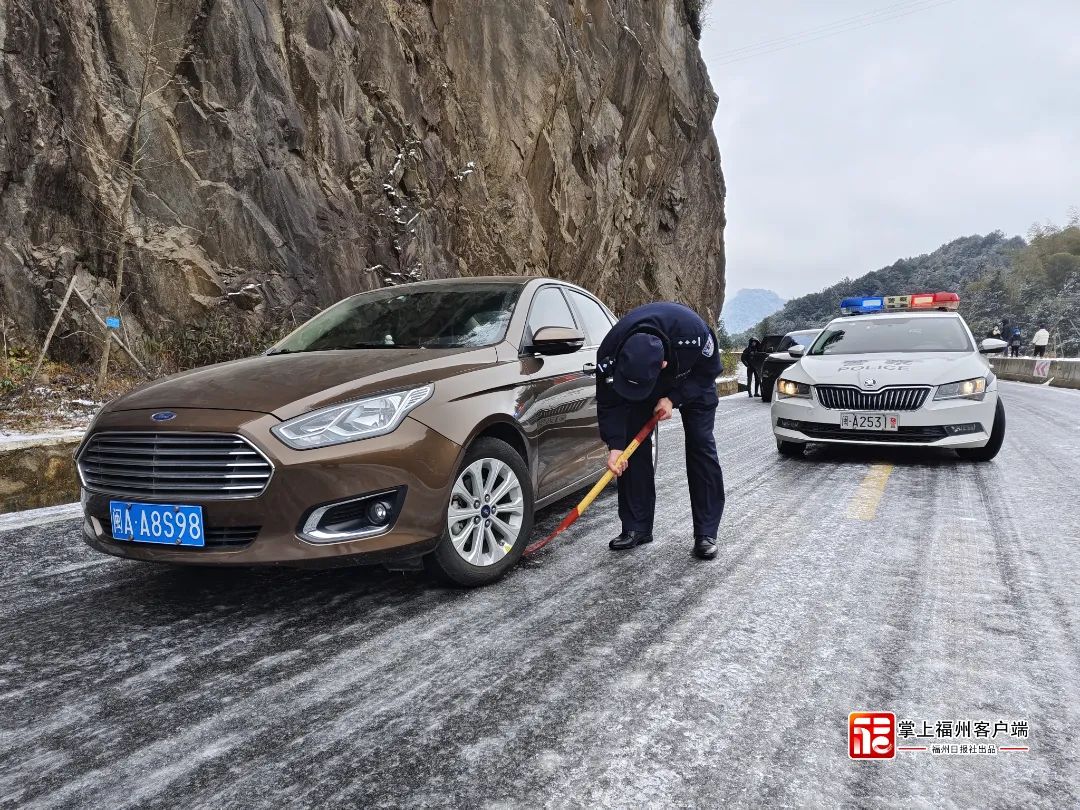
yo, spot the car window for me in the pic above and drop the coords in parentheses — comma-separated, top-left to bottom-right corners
(808, 317, 974, 355)
(760, 336, 783, 352)
(777, 336, 794, 351)
(526, 287, 577, 336)
(270, 283, 522, 352)
(567, 291, 613, 345)
(787, 331, 818, 348)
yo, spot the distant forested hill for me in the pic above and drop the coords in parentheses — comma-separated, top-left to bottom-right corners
(721, 288, 786, 332)
(736, 228, 1080, 355)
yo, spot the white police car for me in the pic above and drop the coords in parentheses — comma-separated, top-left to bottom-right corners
(770, 292, 1008, 461)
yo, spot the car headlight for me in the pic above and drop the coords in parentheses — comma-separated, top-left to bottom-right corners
(272, 385, 433, 449)
(934, 377, 987, 401)
(776, 378, 811, 398)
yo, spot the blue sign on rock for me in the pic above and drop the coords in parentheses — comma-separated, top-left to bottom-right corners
(105, 316, 121, 329)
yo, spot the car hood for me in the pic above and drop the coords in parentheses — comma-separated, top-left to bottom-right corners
(107, 347, 499, 420)
(792, 353, 987, 387)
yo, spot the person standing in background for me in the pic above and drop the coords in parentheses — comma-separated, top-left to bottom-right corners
(741, 338, 761, 398)
(1009, 326, 1022, 357)
(1032, 324, 1050, 358)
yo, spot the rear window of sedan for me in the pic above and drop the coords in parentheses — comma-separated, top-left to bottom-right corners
(272, 283, 524, 352)
(808, 317, 974, 355)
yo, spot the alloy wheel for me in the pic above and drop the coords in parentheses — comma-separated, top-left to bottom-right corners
(447, 458, 525, 566)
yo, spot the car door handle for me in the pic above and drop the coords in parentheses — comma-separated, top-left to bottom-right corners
(582, 362, 596, 376)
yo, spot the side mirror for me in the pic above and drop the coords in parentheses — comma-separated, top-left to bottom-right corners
(787, 344, 806, 358)
(979, 338, 1008, 354)
(527, 326, 586, 356)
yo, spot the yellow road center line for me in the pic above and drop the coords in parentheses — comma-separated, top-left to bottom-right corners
(846, 463, 895, 521)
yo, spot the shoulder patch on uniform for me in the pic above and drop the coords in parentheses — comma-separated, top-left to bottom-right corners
(702, 334, 715, 357)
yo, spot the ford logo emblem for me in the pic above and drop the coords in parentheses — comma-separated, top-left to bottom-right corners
(151, 411, 177, 422)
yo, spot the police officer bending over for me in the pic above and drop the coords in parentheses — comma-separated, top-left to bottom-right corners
(595, 302, 725, 560)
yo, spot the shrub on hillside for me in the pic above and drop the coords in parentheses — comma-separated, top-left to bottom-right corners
(684, 0, 712, 39)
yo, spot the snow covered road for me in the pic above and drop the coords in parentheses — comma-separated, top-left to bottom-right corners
(2, 381, 1078, 807)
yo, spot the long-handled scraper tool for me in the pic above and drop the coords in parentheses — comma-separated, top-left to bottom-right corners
(524, 413, 661, 556)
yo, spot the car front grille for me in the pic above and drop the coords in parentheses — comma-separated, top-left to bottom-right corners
(108, 525, 261, 549)
(815, 386, 930, 411)
(790, 421, 948, 443)
(78, 432, 273, 500)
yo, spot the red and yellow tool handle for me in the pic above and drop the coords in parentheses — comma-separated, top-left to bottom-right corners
(524, 413, 661, 556)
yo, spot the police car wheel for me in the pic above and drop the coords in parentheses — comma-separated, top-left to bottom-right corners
(425, 438, 534, 587)
(956, 399, 1005, 462)
(776, 439, 805, 457)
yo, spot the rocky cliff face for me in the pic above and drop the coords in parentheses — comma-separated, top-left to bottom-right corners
(0, 0, 725, 363)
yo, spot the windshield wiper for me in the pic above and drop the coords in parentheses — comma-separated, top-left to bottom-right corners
(341, 341, 415, 349)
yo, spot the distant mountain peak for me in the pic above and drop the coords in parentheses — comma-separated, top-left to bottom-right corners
(721, 288, 786, 333)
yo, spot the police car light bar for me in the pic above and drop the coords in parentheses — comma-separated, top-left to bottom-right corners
(841, 292, 959, 315)
(839, 296, 884, 315)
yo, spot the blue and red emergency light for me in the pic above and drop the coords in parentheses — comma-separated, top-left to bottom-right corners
(840, 291, 959, 316)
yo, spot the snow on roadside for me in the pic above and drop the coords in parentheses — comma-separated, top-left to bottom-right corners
(0, 426, 86, 449)
(0, 501, 82, 532)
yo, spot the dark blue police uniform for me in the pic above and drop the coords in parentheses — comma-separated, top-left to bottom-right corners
(595, 302, 725, 543)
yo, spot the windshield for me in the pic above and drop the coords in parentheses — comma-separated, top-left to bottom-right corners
(271, 283, 523, 353)
(808, 317, 973, 355)
(786, 331, 819, 348)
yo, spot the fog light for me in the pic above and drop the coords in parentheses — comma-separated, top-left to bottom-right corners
(368, 501, 392, 525)
(944, 422, 983, 435)
(299, 487, 404, 544)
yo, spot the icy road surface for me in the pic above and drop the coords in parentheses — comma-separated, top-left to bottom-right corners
(2, 381, 1078, 807)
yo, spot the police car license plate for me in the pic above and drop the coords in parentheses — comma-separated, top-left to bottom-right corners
(840, 413, 899, 431)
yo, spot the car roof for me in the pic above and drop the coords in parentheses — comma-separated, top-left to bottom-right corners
(827, 311, 961, 324)
(381, 276, 534, 288)
(365, 276, 603, 297)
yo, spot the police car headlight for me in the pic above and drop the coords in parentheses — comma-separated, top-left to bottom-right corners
(934, 377, 986, 401)
(776, 379, 811, 398)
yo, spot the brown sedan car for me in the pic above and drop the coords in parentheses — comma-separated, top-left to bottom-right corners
(78, 277, 623, 585)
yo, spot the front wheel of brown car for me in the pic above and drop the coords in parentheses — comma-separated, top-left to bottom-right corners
(425, 437, 534, 587)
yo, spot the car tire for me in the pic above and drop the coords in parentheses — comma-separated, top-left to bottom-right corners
(425, 437, 534, 587)
(760, 381, 774, 403)
(956, 399, 1005, 462)
(776, 439, 805, 457)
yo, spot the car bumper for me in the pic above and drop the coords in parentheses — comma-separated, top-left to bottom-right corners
(770, 390, 998, 448)
(78, 408, 463, 567)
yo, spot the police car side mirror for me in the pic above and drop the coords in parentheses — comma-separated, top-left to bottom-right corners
(979, 338, 1008, 354)
(787, 344, 806, 358)
(527, 326, 586, 356)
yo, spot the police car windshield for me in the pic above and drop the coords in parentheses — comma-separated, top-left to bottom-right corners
(808, 317, 973, 355)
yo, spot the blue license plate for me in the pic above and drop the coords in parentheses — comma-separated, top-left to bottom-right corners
(109, 501, 205, 547)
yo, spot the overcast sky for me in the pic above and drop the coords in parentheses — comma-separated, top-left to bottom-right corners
(699, 0, 1080, 299)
